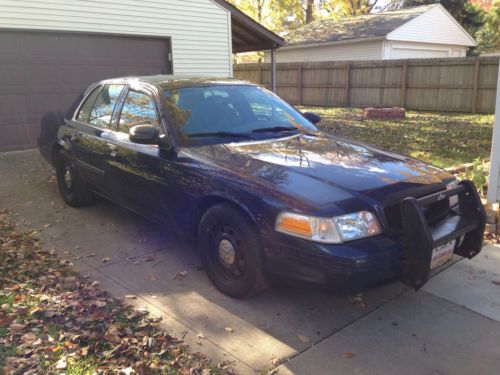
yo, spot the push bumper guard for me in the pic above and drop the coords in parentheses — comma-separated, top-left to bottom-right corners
(400, 180, 486, 289)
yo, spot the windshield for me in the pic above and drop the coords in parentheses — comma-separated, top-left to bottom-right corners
(163, 85, 317, 144)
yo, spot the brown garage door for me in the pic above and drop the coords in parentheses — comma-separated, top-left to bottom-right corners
(0, 30, 172, 151)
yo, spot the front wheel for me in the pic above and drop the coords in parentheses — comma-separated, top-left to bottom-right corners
(198, 203, 268, 298)
(55, 150, 93, 207)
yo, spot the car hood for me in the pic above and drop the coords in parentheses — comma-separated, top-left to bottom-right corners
(185, 133, 452, 208)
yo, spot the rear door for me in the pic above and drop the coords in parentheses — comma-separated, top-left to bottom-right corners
(69, 84, 126, 193)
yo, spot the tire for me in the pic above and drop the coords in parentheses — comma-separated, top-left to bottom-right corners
(198, 203, 268, 298)
(55, 149, 93, 207)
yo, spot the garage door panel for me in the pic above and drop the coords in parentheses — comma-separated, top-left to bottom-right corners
(0, 64, 25, 85)
(0, 30, 171, 151)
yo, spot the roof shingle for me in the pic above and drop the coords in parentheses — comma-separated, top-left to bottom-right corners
(284, 4, 436, 47)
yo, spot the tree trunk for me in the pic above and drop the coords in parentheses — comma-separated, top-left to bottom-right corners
(305, 0, 314, 23)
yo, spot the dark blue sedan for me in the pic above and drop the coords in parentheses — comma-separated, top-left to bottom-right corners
(38, 76, 486, 298)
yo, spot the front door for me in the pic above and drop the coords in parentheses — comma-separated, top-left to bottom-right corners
(69, 84, 125, 194)
(104, 87, 170, 221)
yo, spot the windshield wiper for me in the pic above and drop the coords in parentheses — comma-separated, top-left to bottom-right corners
(187, 131, 255, 139)
(252, 126, 298, 133)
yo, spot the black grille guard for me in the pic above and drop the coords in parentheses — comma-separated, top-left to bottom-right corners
(400, 180, 486, 289)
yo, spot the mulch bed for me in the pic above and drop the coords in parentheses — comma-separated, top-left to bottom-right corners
(0, 210, 236, 375)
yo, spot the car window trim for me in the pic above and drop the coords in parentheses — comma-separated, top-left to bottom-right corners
(74, 84, 103, 123)
(87, 84, 126, 129)
(115, 86, 162, 135)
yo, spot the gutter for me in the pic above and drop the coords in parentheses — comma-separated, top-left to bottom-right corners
(279, 36, 386, 51)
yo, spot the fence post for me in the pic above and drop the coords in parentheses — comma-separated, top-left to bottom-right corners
(297, 65, 304, 105)
(401, 61, 408, 108)
(345, 64, 351, 107)
(258, 64, 263, 85)
(472, 58, 481, 114)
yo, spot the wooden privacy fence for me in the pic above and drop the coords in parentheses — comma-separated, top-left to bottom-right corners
(233, 57, 499, 113)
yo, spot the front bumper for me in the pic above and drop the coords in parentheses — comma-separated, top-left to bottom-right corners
(262, 180, 486, 294)
(263, 234, 403, 294)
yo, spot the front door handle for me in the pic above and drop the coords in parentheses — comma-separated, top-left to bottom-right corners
(107, 143, 118, 157)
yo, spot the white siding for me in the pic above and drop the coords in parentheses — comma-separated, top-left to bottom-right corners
(264, 41, 383, 63)
(0, 0, 232, 77)
(387, 4, 476, 47)
(383, 41, 467, 59)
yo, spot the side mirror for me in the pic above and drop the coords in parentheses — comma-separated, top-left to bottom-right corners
(303, 112, 321, 125)
(129, 124, 158, 144)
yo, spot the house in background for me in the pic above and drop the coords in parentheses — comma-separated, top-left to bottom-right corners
(264, 4, 476, 63)
(0, 0, 283, 151)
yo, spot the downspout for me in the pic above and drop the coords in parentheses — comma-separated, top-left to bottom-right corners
(488, 58, 500, 203)
(271, 46, 277, 93)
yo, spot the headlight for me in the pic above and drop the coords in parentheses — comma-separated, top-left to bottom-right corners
(275, 211, 381, 244)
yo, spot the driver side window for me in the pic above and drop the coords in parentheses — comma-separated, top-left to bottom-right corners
(118, 90, 160, 133)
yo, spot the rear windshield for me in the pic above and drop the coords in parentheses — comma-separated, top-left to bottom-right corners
(163, 85, 317, 143)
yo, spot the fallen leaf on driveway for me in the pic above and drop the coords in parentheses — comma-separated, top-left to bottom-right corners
(297, 334, 310, 343)
(348, 294, 368, 309)
(101, 257, 111, 263)
(145, 274, 158, 281)
(492, 280, 500, 286)
(224, 327, 233, 333)
(342, 352, 355, 359)
(174, 270, 188, 280)
(125, 295, 137, 299)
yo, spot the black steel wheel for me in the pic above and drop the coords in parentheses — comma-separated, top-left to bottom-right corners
(198, 203, 268, 298)
(55, 149, 93, 207)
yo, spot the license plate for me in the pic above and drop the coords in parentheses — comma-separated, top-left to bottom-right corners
(430, 240, 456, 269)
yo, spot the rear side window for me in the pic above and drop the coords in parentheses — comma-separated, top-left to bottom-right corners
(76, 86, 102, 123)
(118, 90, 159, 133)
(89, 84, 125, 128)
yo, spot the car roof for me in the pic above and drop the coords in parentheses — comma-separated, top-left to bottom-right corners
(99, 75, 255, 90)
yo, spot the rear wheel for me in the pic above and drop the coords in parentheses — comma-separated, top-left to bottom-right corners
(55, 149, 93, 207)
(198, 203, 268, 298)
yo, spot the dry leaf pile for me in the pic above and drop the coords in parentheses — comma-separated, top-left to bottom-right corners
(0, 211, 236, 375)
(484, 231, 500, 244)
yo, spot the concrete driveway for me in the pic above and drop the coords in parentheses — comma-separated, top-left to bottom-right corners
(1, 149, 500, 375)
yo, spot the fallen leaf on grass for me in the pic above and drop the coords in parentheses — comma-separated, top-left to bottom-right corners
(55, 357, 67, 369)
(21, 332, 37, 344)
(9, 323, 26, 333)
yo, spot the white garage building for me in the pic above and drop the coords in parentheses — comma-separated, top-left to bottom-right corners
(265, 4, 476, 63)
(0, 0, 283, 151)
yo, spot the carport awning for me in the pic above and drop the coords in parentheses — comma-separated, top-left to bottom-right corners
(213, 0, 284, 53)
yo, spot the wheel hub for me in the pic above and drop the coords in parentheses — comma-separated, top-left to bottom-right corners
(218, 239, 236, 266)
(64, 166, 72, 189)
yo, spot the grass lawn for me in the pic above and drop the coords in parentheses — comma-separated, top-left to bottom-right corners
(300, 107, 494, 169)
